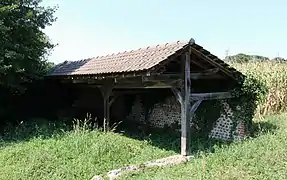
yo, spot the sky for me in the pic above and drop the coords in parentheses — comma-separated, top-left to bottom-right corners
(42, 0, 287, 64)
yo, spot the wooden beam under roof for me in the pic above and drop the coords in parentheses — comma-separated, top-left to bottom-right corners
(190, 91, 233, 100)
(191, 47, 236, 80)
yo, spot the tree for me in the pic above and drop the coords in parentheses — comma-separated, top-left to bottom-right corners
(0, 0, 57, 92)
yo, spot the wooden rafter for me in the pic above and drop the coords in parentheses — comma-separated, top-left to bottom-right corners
(191, 47, 236, 80)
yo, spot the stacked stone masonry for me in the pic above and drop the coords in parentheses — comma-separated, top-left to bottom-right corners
(127, 96, 245, 141)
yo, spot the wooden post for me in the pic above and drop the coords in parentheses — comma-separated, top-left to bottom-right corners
(180, 50, 191, 156)
(100, 85, 113, 132)
(103, 95, 109, 132)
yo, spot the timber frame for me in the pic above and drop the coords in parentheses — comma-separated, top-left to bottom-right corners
(47, 38, 243, 156)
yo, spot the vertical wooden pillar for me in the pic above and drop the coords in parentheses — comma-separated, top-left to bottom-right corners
(103, 95, 109, 132)
(180, 50, 191, 156)
(100, 85, 113, 132)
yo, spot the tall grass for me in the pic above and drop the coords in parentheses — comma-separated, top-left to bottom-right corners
(0, 116, 174, 180)
(232, 61, 287, 117)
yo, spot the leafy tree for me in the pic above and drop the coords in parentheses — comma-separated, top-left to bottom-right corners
(0, 0, 57, 92)
(225, 53, 270, 63)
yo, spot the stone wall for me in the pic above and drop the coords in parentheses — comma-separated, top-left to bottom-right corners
(126, 96, 245, 141)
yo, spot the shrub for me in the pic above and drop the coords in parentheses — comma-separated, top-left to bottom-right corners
(232, 61, 287, 117)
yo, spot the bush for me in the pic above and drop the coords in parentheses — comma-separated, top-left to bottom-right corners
(232, 61, 287, 117)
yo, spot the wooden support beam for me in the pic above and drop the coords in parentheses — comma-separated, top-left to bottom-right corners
(190, 100, 203, 115)
(189, 68, 219, 79)
(114, 85, 174, 89)
(189, 99, 203, 132)
(99, 84, 113, 132)
(171, 87, 183, 105)
(181, 49, 191, 156)
(191, 48, 236, 80)
(190, 92, 233, 101)
(145, 69, 222, 81)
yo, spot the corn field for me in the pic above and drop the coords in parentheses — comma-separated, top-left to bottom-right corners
(232, 61, 287, 118)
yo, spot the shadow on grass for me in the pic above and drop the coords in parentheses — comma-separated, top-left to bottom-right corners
(0, 118, 73, 148)
(0, 117, 279, 154)
(115, 119, 279, 155)
(115, 120, 231, 155)
(250, 120, 279, 137)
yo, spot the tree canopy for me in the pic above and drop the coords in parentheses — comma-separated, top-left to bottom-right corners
(0, 0, 57, 91)
(225, 53, 286, 63)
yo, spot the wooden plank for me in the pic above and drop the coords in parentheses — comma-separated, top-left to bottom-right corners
(144, 68, 222, 81)
(114, 85, 174, 89)
(189, 100, 203, 134)
(189, 68, 220, 80)
(171, 87, 183, 105)
(190, 100, 203, 115)
(190, 92, 233, 100)
(181, 49, 191, 156)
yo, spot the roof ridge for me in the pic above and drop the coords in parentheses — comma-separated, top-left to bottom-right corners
(88, 39, 189, 61)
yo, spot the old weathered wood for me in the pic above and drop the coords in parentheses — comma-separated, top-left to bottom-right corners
(114, 84, 175, 89)
(144, 69, 222, 81)
(181, 49, 191, 156)
(192, 48, 236, 80)
(171, 87, 183, 105)
(189, 68, 220, 79)
(99, 85, 113, 132)
(190, 100, 203, 115)
(188, 99, 203, 135)
(190, 92, 233, 101)
(103, 96, 109, 132)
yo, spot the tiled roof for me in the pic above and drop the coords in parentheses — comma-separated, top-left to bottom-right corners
(48, 40, 189, 76)
(47, 38, 242, 80)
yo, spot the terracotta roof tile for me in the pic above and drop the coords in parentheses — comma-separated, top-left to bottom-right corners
(47, 39, 243, 81)
(48, 40, 189, 76)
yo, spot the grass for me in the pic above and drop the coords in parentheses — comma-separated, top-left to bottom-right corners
(1, 113, 287, 180)
(0, 118, 175, 180)
(120, 113, 287, 180)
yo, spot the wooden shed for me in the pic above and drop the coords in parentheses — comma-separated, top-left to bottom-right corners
(47, 38, 245, 156)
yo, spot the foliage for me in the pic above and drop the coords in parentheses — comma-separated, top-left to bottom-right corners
(0, 0, 57, 91)
(225, 53, 285, 63)
(225, 72, 267, 136)
(120, 113, 287, 180)
(232, 61, 287, 117)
